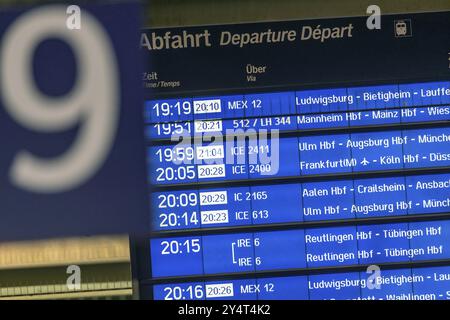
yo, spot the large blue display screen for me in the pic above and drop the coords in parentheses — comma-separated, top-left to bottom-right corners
(138, 11, 450, 300)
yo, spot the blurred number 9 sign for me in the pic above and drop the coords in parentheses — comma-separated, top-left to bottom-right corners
(0, 5, 118, 193)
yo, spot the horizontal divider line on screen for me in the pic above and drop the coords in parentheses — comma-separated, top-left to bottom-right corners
(150, 165, 450, 191)
(142, 258, 450, 285)
(147, 119, 450, 146)
(148, 212, 450, 238)
(144, 77, 450, 106)
(145, 103, 450, 126)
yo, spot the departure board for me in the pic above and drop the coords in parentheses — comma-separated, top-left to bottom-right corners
(134, 11, 450, 300)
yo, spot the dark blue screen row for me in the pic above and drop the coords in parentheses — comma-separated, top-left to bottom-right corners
(149, 127, 450, 185)
(150, 219, 450, 277)
(146, 81, 450, 123)
(146, 105, 450, 140)
(153, 265, 450, 300)
(151, 173, 450, 231)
